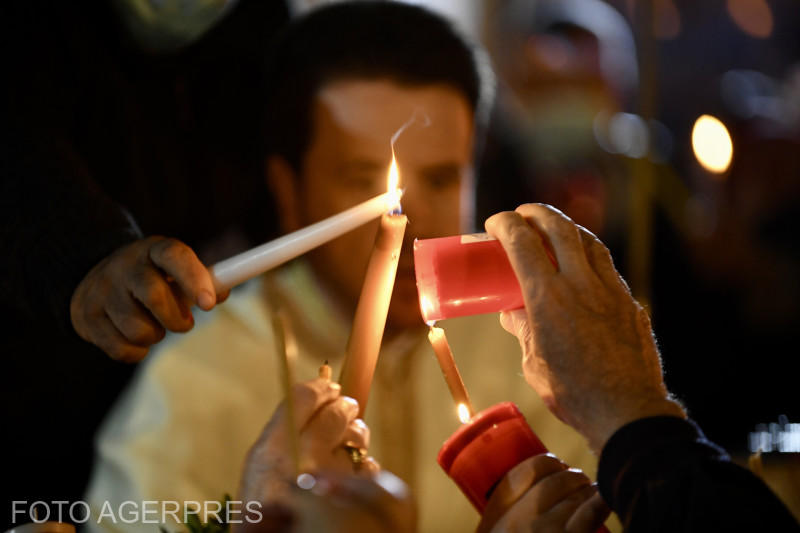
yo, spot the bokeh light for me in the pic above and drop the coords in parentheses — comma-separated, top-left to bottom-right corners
(692, 115, 733, 174)
(726, 0, 773, 39)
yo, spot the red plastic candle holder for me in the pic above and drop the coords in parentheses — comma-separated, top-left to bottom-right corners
(437, 402, 547, 513)
(414, 234, 524, 323)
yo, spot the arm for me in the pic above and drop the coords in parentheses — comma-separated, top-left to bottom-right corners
(1, 135, 224, 361)
(598, 416, 799, 532)
(485, 203, 798, 532)
(0, 136, 141, 333)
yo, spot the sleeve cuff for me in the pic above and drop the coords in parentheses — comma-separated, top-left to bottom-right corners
(597, 416, 727, 515)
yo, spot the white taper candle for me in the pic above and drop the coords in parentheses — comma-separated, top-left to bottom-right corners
(210, 190, 401, 292)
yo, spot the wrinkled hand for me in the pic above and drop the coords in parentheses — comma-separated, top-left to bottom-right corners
(486, 204, 685, 454)
(70, 236, 227, 361)
(479, 454, 609, 533)
(238, 378, 378, 507)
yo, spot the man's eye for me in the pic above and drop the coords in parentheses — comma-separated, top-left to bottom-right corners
(425, 171, 460, 190)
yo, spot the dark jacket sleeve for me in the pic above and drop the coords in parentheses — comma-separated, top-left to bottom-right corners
(0, 134, 142, 333)
(597, 416, 799, 532)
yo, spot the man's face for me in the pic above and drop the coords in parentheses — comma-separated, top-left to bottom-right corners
(275, 79, 475, 330)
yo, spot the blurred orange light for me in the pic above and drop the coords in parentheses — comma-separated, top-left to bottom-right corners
(727, 0, 773, 39)
(692, 115, 733, 175)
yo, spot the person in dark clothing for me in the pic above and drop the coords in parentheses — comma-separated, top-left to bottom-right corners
(482, 203, 798, 531)
(1, 0, 289, 527)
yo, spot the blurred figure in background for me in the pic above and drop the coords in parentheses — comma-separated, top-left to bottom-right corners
(0, 0, 289, 527)
(478, 0, 641, 258)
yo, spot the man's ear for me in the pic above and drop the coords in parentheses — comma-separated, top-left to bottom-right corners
(266, 155, 302, 233)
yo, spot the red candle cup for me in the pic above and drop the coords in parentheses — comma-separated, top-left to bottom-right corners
(437, 402, 547, 512)
(439, 402, 609, 532)
(414, 234, 524, 323)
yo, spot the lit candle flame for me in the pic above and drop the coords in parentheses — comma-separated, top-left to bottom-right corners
(420, 294, 434, 324)
(388, 153, 399, 192)
(692, 114, 733, 175)
(387, 152, 402, 212)
(457, 403, 471, 424)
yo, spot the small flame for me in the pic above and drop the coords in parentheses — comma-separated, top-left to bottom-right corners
(388, 153, 399, 193)
(386, 152, 402, 212)
(457, 403, 471, 424)
(420, 295, 435, 324)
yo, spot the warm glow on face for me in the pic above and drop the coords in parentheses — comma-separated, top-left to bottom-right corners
(457, 403, 471, 424)
(692, 115, 733, 175)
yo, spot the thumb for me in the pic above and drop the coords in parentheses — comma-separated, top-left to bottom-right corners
(499, 309, 530, 338)
(500, 309, 536, 358)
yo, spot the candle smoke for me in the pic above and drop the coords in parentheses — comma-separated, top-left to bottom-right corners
(387, 109, 430, 215)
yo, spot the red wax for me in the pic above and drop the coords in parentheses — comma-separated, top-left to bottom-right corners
(414, 234, 524, 323)
(439, 402, 610, 533)
(437, 402, 547, 512)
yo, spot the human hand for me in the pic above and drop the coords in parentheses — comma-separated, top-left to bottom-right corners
(478, 454, 609, 533)
(70, 236, 227, 361)
(238, 378, 378, 507)
(485, 204, 685, 454)
(236, 470, 415, 533)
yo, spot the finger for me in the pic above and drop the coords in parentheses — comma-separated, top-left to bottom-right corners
(340, 418, 370, 450)
(515, 203, 594, 281)
(255, 379, 342, 449)
(320, 471, 413, 528)
(148, 237, 217, 310)
(485, 211, 557, 285)
(90, 314, 150, 362)
(326, 443, 367, 475)
(360, 457, 380, 476)
(543, 484, 599, 532)
(517, 468, 592, 515)
(291, 379, 343, 430)
(105, 288, 166, 346)
(566, 490, 610, 533)
(481, 454, 567, 531)
(499, 309, 530, 341)
(127, 264, 194, 332)
(302, 396, 360, 453)
(216, 289, 231, 305)
(577, 226, 628, 293)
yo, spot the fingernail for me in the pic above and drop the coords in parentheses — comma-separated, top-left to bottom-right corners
(567, 468, 585, 475)
(506, 459, 534, 495)
(353, 418, 368, 430)
(341, 396, 359, 411)
(198, 290, 215, 310)
(329, 382, 341, 392)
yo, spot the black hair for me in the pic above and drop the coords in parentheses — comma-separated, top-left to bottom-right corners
(262, 1, 494, 172)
